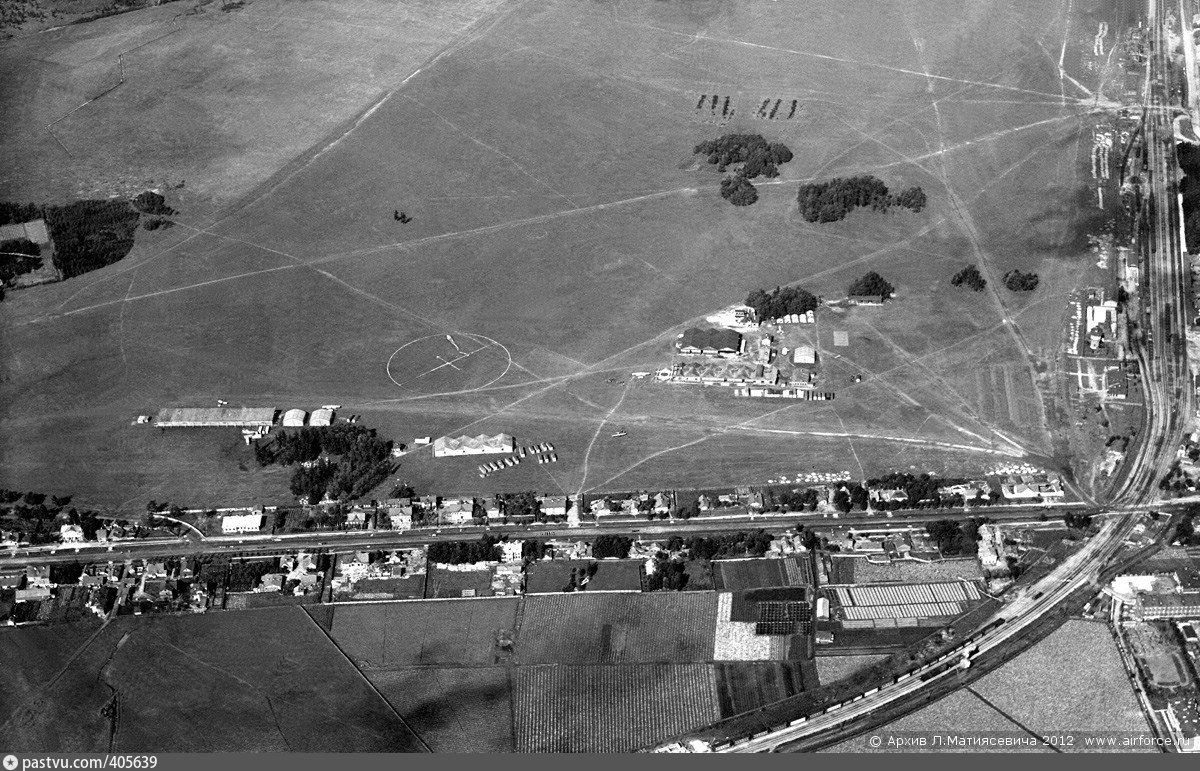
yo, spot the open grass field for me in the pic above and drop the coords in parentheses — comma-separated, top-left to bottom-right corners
(424, 565, 493, 599)
(813, 654, 891, 687)
(513, 663, 718, 752)
(518, 593, 717, 664)
(1, 0, 1125, 505)
(0, 617, 104, 728)
(0, 606, 426, 751)
(524, 558, 643, 594)
(971, 620, 1151, 741)
(368, 666, 513, 752)
(328, 597, 518, 668)
(820, 688, 1052, 753)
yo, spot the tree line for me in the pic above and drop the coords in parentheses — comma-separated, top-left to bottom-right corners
(427, 535, 503, 565)
(797, 176, 925, 222)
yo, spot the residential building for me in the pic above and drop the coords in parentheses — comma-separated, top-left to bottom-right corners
(346, 508, 369, 527)
(540, 496, 569, 518)
(499, 541, 523, 563)
(58, 524, 85, 543)
(26, 565, 51, 588)
(387, 505, 413, 531)
(439, 501, 475, 525)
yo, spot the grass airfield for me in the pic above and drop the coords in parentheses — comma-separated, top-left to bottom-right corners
(0, 0, 1120, 506)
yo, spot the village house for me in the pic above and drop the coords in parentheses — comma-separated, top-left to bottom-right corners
(540, 496, 570, 518)
(439, 500, 475, 525)
(58, 523, 85, 543)
(387, 504, 414, 531)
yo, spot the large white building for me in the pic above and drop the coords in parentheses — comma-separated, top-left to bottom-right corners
(156, 407, 277, 428)
(221, 513, 264, 534)
(309, 408, 335, 427)
(432, 433, 515, 457)
(282, 409, 307, 427)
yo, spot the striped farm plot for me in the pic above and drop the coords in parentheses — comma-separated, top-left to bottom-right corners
(829, 581, 981, 621)
(513, 664, 719, 752)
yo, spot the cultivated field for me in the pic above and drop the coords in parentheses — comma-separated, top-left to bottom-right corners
(713, 662, 810, 718)
(1, 0, 1119, 504)
(368, 666, 513, 752)
(513, 664, 718, 752)
(846, 557, 984, 584)
(518, 593, 717, 664)
(813, 654, 891, 687)
(714, 557, 810, 591)
(0, 607, 425, 751)
(329, 597, 518, 668)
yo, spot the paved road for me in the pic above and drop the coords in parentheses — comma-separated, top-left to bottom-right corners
(0, 501, 1177, 568)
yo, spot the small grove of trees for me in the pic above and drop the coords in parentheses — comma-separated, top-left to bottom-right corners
(924, 518, 983, 555)
(1063, 513, 1094, 530)
(1178, 143, 1200, 249)
(133, 191, 176, 216)
(720, 174, 758, 206)
(1173, 507, 1200, 545)
(745, 285, 818, 321)
(255, 424, 394, 504)
(847, 271, 894, 298)
(832, 483, 870, 514)
(1003, 270, 1039, 292)
(682, 530, 773, 560)
(497, 491, 548, 522)
(797, 175, 925, 222)
(645, 552, 689, 591)
(770, 487, 819, 512)
(427, 535, 502, 565)
(45, 200, 140, 279)
(951, 264, 986, 292)
(592, 534, 633, 559)
(695, 134, 793, 207)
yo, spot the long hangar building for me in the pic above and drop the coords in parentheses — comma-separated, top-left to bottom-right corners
(155, 407, 278, 428)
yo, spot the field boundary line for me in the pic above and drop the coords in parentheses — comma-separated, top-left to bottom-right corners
(298, 605, 432, 751)
(963, 685, 1063, 752)
(45, 16, 183, 157)
(614, 19, 1107, 105)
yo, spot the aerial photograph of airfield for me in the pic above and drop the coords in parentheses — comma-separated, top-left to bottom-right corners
(2, 0, 1200, 755)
